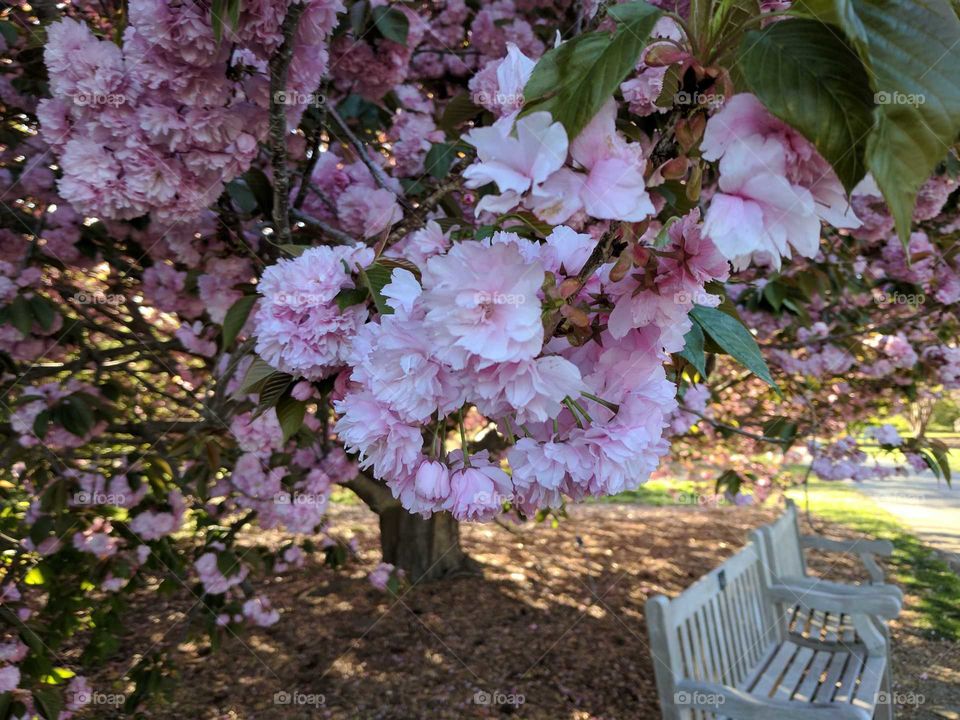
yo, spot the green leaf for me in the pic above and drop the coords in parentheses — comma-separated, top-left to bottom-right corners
(226, 179, 259, 214)
(243, 168, 274, 218)
(57, 395, 95, 437)
(0, 21, 19, 47)
(762, 280, 786, 312)
(715, 469, 744, 496)
(233, 357, 278, 398)
(710, 0, 760, 52)
(276, 396, 307, 443)
(424, 143, 458, 179)
(679, 322, 707, 377)
(335, 287, 368, 310)
(349, 0, 369, 36)
(9, 295, 32, 337)
(691, 305, 778, 390)
(33, 410, 49, 439)
(211, 0, 226, 43)
(439, 93, 483, 135)
(739, 19, 875, 192)
(32, 687, 63, 720)
(523, 0, 661, 139)
(376, 256, 422, 280)
(216, 550, 241, 577)
(763, 416, 798, 451)
(257, 372, 293, 413)
(358, 262, 394, 315)
(927, 438, 953, 487)
(797, 0, 960, 242)
(221, 295, 257, 347)
(371, 6, 409, 45)
(917, 447, 943, 481)
(28, 295, 56, 331)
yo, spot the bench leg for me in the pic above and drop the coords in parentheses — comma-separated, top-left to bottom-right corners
(876, 626, 894, 720)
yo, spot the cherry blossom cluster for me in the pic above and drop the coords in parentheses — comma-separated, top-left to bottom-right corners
(38, 0, 343, 220)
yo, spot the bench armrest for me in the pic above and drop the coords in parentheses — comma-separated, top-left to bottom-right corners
(800, 535, 894, 556)
(769, 582, 902, 619)
(800, 535, 893, 583)
(674, 680, 872, 720)
(776, 575, 903, 603)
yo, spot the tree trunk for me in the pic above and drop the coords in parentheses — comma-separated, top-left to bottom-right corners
(378, 508, 479, 582)
(342, 474, 479, 582)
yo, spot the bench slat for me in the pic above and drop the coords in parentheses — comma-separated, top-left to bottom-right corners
(737, 642, 778, 693)
(834, 649, 865, 703)
(793, 648, 833, 702)
(750, 642, 797, 696)
(774, 645, 815, 701)
(813, 649, 850, 703)
(855, 654, 886, 710)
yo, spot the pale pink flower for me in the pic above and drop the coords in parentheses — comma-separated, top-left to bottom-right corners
(242, 596, 280, 627)
(702, 94, 859, 269)
(254, 244, 374, 379)
(421, 239, 544, 366)
(0, 665, 20, 693)
(336, 186, 403, 238)
(463, 111, 568, 215)
(368, 562, 397, 591)
(469, 42, 535, 117)
(445, 458, 513, 521)
(531, 99, 655, 224)
(475, 356, 585, 424)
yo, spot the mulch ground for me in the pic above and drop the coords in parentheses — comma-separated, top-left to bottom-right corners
(89, 503, 959, 719)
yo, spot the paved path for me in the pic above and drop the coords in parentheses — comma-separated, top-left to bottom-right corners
(855, 470, 960, 570)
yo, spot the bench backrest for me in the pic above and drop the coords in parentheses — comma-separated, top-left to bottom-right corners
(646, 542, 781, 720)
(761, 498, 806, 579)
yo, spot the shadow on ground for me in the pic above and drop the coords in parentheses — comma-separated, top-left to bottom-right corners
(90, 503, 959, 719)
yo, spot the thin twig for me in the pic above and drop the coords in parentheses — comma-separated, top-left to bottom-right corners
(328, 106, 412, 212)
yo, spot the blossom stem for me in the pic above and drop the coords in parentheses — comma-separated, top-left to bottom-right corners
(581, 392, 620, 414)
(563, 398, 584, 429)
(458, 409, 471, 466)
(501, 415, 516, 444)
(569, 398, 592, 423)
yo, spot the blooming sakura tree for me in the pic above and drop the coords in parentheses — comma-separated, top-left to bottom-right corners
(1, 0, 959, 713)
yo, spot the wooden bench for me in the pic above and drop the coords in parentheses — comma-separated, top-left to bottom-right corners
(752, 499, 902, 652)
(646, 539, 901, 719)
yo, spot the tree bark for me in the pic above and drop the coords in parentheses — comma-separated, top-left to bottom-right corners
(378, 508, 479, 582)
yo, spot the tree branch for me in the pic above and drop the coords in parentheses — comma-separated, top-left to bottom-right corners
(340, 473, 400, 514)
(268, 3, 307, 246)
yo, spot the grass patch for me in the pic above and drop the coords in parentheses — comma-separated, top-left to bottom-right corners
(590, 479, 709, 506)
(786, 481, 960, 640)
